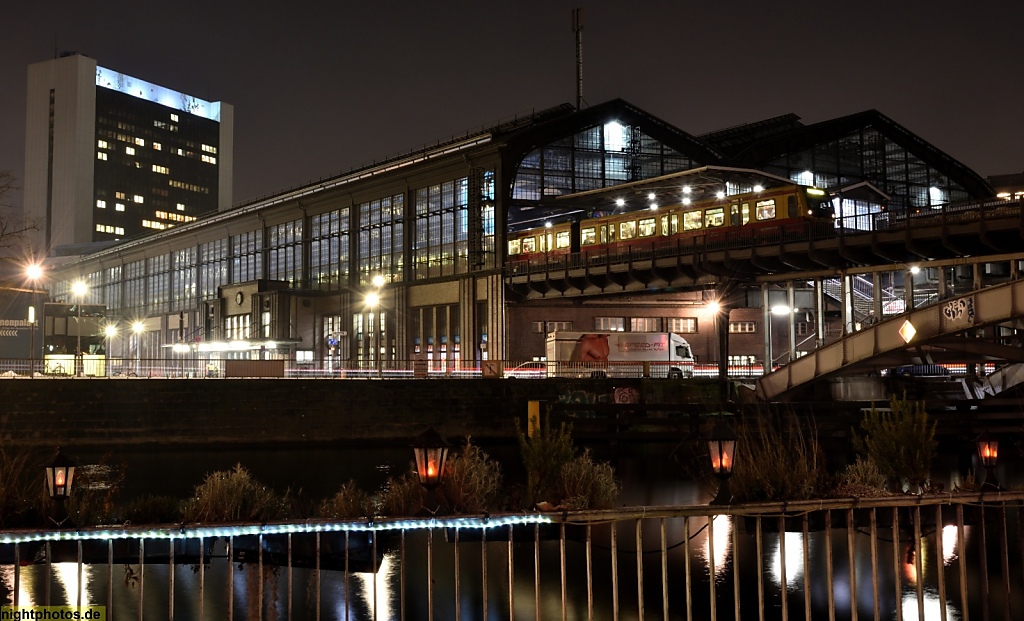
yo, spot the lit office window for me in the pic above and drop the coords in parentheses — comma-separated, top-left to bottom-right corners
(729, 321, 757, 333)
(152, 165, 169, 174)
(134, 138, 145, 146)
(630, 317, 662, 332)
(595, 317, 625, 331)
(153, 142, 162, 151)
(97, 152, 107, 161)
(170, 113, 179, 122)
(96, 200, 106, 209)
(666, 317, 698, 333)
(115, 203, 125, 212)
(125, 146, 135, 155)
(97, 140, 109, 149)
(133, 195, 144, 203)
(176, 203, 186, 211)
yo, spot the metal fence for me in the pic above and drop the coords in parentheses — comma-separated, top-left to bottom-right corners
(2, 492, 1022, 620)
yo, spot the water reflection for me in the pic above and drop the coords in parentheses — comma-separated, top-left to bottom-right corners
(702, 515, 732, 580)
(770, 531, 806, 589)
(352, 551, 396, 621)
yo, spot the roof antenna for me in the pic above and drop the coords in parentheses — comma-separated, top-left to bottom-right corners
(572, 7, 584, 109)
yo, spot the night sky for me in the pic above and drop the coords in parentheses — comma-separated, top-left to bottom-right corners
(3, 1, 1023, 213)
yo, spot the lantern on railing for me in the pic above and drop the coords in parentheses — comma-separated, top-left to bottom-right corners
(44, 447, 76, 526)
(707, 420, 737, 505)
(412, 426, 449, 490)
(976, 430, 1000, 490)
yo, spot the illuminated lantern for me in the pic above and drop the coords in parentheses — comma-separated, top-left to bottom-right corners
(976, 430, 1000, 489)
(44, 447, 76, 526)
(707, 420, 737, 505)
(412, 427, 449, 490)
(45, 447, 75, 499)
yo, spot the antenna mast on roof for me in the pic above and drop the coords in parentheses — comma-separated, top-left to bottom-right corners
(572, 7, 584, 109)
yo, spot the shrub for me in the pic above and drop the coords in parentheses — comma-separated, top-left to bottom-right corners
(377, 470, 425, 517)
(854, 394, 936, 493)
(0, 441, 37, 527)
(518, 418, 576, 508)
(833, 457, 892, 498)
(559, 450, 620, 510)
(182, 464, 290, 523)
(436, 439, 503, 514)
(318, 480, 373, 519)
(119, 494, 183, 524)
(729, 414, 825, 502)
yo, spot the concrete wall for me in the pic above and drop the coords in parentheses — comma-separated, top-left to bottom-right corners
(0, 378, 710, 449)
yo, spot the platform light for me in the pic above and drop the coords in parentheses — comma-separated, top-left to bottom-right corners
(770, 305, 792, 316)
(806, 188, 826, 196)
(649, 204, 658, 211)
(615, 198, 625, 207)
(753, 185, 764, 193)
(716, 191, 725, 199)
(371, 274, 386, 288)
(682, 186, 692, 195)
(544, 221, 553, 229)
(648, 192, 656, 201)
(682, 197, 691, 205)
(909, 266, 921, 275)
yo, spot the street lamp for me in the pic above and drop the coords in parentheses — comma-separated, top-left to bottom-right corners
(25, 263, 43, 377)
(104, 324, 117, 377)
(44, 447, 76, 526)
(132, 321, 144, 376)
(71, 281, 88, 376)
(976, 430, 1000, 490)
(708, 419, 737, 505)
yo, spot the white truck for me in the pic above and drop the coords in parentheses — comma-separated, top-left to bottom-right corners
(544, 331, 696, 378)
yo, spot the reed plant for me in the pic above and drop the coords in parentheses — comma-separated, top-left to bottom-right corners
(436, 438, 504, 514)
(729, 413, 825, 502)
(377, 470, 425, 517)
(517, 417, 577, 508)
(318, 480, 374, 519)
(854, 393, 936, 493)
(182, 464, 290, 523)
(559, 449, 620, 509)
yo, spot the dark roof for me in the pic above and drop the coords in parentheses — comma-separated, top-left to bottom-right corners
(496, 98, 728, 166)
(724, 109, 993, 198)
(700, 113, 805, 158)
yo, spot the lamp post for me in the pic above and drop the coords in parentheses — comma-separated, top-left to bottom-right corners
(25, 263, 43, 378)
(366, 274, 386, 378)
(132, 321, 144, 376)
(44, 447, 76, 527)
(708, 419, 737, 505)
(412, 426, 450, 514)
(71, 281, 88, 377)
(976, 430, 1000, 490)
(104, 324, 117, 377)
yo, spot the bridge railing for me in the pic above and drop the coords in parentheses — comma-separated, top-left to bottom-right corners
(3, 492, 1022, 620)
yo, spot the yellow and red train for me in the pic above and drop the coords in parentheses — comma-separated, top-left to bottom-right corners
(507, 184, 834, 261)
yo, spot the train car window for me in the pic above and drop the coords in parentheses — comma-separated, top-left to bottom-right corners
(787, 195, 798, 217)
(741, 203, 750, 224)
(555, 230, 571, 249)
(756, 199, 776, 221)
(508, 239, 521, 255)
(682, 211, 702, 231)
(581, 227, 597, 246)
(605, 224, 615, 242)
(705, 208, 725, 228)
(661, 214, 678, 236)
(638, 218, 657, 237)
(619, 221, 636, 240)
(522, 237, 536, 253)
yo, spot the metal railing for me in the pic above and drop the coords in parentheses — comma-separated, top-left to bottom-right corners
(2, 492, 1022, 620)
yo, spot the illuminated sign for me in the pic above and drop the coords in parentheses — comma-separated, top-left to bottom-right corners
(95, 66, 221, 122)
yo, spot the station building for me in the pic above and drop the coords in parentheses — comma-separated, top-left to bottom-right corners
(32, 98, 996, 371)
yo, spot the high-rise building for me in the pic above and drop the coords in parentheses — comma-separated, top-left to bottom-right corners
(23, 53, 233, 256)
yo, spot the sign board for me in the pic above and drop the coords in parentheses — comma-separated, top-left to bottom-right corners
(481, 360, 503, 379)
(413, 358, 428, 378)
